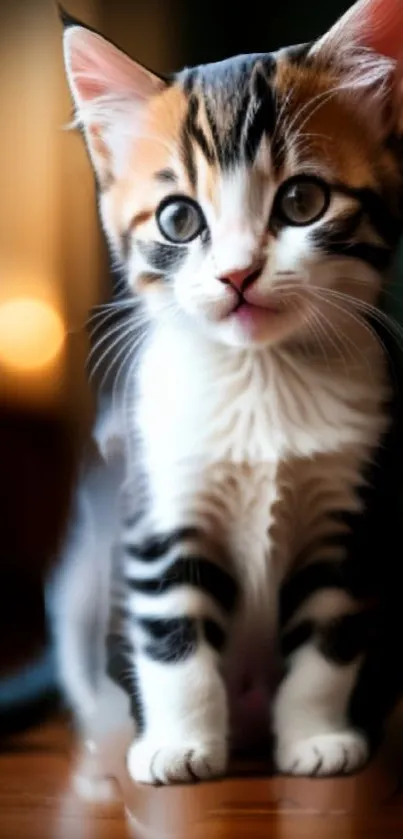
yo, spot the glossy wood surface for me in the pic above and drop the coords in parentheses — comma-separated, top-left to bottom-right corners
(1, 714, 403, 838)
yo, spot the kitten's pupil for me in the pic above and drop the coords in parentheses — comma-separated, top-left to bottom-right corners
(157, 197, 205, 244)
(290, 186, 310, 216)
(280, 179, 328, 226)
(173, 204, 194, 237)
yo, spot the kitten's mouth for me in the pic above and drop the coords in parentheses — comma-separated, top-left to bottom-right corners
(216, 287, 290, 340)
(233, 299, 281, 316)
(229, 296, 283, 329)
(214, 278, 292, 336)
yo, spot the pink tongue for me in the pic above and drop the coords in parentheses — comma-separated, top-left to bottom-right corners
(234, 302, 278, 329)
(235, 302, 257, 322)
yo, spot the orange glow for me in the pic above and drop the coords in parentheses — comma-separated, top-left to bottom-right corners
(0, 297, 65, 373)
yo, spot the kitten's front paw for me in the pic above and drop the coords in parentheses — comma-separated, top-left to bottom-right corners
(276, 730, 369, 777)
(127, 736, 227, 785)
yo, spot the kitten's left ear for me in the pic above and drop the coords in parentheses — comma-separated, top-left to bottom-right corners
(312, 0, 403, 129)
(61, 13, 167, 186)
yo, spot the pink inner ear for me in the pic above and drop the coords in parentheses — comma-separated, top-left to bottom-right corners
(66, 28, 164, 104)
(358, 0, 403, 59)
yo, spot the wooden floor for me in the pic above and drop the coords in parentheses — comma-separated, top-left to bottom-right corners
(2, 714, 403, 838)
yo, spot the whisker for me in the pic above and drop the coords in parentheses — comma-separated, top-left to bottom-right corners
(97, 333, 135, 397)
(308, 297, 373, 376)
(88, 322, 145, 384)
(272, 85, 295, 147)
(111, 329, 147, 410)
(304, 300, 347, 372)
(89, 313, 147, 345)
(306, 287, 396, 377)
(100, 330, 146, 399)
(88, 307, 139, 337)
(282, 85, 342, 145)
(88, 305, 146, 342)
(88, 317, 137, 364)
(312, 286, 403, 352)
(88, 299, 142, 322)
(90, 299, 137, 315)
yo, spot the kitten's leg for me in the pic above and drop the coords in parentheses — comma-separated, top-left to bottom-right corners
(273, 459, 374, 777)
(124, 522, 238, 784)
(273, 613, 371, 776)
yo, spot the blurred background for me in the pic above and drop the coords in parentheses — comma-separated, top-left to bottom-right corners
(0, 0, 356, 717)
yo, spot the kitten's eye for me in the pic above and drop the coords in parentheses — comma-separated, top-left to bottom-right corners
(275, 177, 330, 226)
(156, 196, 206, 243)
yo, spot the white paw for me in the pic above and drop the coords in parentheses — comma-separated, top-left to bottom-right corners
(127, 736, 227, 785)
(276, 730, 369, 777)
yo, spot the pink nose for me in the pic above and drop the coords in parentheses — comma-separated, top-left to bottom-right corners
(218, 263, 262, 292)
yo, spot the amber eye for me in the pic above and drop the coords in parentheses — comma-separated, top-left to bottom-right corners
(156, 195, 206, 243)
(274, 176, 330, 226)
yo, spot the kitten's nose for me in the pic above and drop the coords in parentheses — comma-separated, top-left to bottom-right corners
(218, 263, 262, 292)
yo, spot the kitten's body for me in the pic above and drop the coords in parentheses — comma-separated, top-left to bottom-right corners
(55, 0, 403, 785)
(127, 311, 386, 774)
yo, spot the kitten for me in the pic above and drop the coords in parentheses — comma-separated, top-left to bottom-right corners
(55, 0, 403, 784)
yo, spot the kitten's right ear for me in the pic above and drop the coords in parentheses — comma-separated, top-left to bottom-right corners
(61, 13, 167, 186)
(310, 0, 403, 133)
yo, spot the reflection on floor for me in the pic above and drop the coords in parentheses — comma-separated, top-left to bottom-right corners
(1, 712, 403, 839)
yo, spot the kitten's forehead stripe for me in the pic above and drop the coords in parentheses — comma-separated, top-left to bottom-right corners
(179, 53, 277, 170)
(186, 96, 216, 165)
(243, 65, 277, 165)
(180, 126, 197, 191)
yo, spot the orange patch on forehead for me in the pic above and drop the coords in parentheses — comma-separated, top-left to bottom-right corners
(148, 86, 189, 148)
(124, 85, 188, 181)
(275, 57, 384, 188)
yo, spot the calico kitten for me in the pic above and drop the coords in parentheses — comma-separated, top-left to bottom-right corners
(56, 0, 403, 784)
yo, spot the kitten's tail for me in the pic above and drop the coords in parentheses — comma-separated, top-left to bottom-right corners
(47, 437, 125, 731)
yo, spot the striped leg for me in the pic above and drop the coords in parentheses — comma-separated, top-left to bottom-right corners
(123, 525, 238, 784)
(273, 607, 371, 776)
(273, 460, 374, 777)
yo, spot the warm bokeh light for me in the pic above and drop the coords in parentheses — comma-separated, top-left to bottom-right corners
(0, 297, 65, 373)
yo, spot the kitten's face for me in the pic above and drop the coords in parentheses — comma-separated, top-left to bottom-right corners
(63, 0, 403, 349)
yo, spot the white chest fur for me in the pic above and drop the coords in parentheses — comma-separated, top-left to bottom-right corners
(136, 323, 385, 475)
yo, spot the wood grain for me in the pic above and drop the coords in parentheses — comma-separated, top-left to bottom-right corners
(1, 715, 403, 838)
